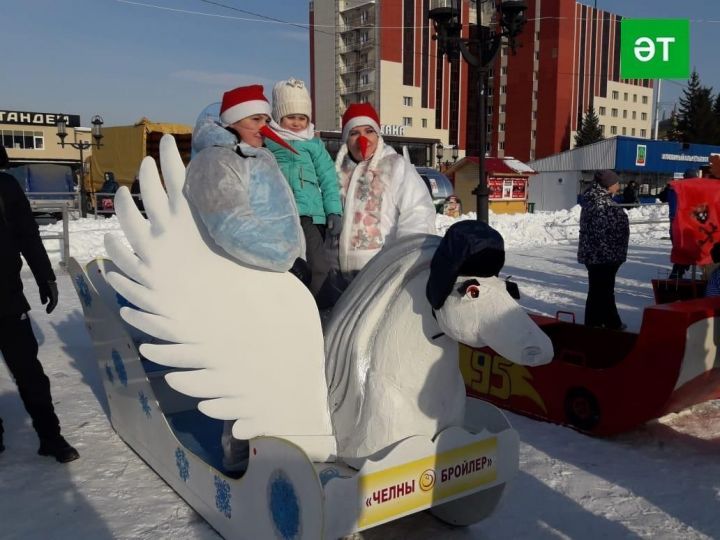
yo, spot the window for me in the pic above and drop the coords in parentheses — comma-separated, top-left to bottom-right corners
(501, 46, 508, 56)
(532, 111, 537, 119)
(500, 123, 505, 132)
(611, 126, 618, 134)
(623, 92, 628, 101)
(359, 94, 369, 103)
(499, 141, 505, 150)
(622, 127, 627, 135)
(642, 96, 648, 104)
(623, 110, 627, 119)
(422, 118, 427, 128)
(612, 90, 619, 99)
(535, 51, 540, 60)
(611, 108, 618, 117)
(500, 85, 507, 94)
(641, 112, 648, 121)
(403, 96, 413, 106)
(632, 111, 636, 120)
(360, 73, 369, 85)
(533, 90, 538, 100)
(1, 130, 43, 150)
(600, 124, 606, 135)
(633, 94, 638, 103)
(501, 66, 508, 75)
(532, 130, 536, 139)
(641, 129, 647, 137)
(599, 106, 606, 115)
(360, 10, 368, 24)
(500, 104, 506, 113)
(535, 31, 540, 40)
(487, 105, 493, 115)
(359, 30, 369, 45)
(631, 128, 636, 136)
(402, 117, 412, 127)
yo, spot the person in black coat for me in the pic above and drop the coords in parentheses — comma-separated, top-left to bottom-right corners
(578, 170, 630, 330)
(0, 144, 78, 462)
(623, 180, 639, 207)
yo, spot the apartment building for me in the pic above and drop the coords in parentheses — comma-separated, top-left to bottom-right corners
(309, 0, 654, 162)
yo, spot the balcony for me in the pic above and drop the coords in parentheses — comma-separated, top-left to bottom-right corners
(338, 37, 375, 55)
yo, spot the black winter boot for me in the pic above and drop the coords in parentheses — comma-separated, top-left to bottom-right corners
(38, 436, 79, 463)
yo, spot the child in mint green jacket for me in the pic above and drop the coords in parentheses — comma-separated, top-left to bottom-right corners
(265, 78, 343, 307)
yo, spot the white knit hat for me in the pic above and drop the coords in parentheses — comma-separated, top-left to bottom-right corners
(272, 78, 312, 122)
(219, 85, 272, 125)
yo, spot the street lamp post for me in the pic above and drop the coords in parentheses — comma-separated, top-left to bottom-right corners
(56, 115, 104, 217)
(429, 0, 527, 222)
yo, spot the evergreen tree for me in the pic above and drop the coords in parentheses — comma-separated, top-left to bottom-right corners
(676, 70, 718, 144)
(574, 106, 604, 147)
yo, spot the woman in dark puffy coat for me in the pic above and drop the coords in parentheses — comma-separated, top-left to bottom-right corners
(577, 170, 630, 330)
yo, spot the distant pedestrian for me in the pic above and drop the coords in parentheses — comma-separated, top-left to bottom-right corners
(578, 169, 629, 330)
(0, 144, 79, 462)
(623, 180, 639, 207)
(704, 243, 720, 297)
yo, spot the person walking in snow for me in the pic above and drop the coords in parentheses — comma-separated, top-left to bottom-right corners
(578, 169, 629, 330)
(265, 78, 343, 307)
(0, 144, 79, 463)
(333, 103, 436, 279)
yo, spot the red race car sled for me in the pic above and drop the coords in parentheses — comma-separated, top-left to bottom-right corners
(460, 296, 720, 435)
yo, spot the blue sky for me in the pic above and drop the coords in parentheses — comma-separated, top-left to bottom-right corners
(3, 0, 719, 127)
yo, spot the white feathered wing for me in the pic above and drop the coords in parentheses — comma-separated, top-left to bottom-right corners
(104, 135, 336, 461)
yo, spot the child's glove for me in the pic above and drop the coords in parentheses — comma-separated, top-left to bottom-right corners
(327, 214, 343, 237)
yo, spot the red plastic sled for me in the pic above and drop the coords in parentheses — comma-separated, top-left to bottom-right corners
(460, 296, 720, 435)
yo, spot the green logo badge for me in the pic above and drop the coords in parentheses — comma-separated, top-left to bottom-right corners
(620, 19, 690, 79)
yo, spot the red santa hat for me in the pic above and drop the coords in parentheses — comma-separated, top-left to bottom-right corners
(341, 103, 381, 141)
(220, 85, 272, 125)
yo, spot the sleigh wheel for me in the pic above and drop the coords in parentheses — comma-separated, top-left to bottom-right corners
(564, 387, 601, 431)
(429, 483, 506, 526)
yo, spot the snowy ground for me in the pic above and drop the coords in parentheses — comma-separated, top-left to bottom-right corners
(2, 207, 720, 539)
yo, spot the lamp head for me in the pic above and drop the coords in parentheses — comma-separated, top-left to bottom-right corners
(499, 0, 527, 44)
(91, 115, 104, 146)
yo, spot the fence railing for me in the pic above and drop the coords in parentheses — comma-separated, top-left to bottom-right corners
(28, 192, 80, 265)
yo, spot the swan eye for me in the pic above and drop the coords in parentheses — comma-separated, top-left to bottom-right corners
(466, 285, 480, 299)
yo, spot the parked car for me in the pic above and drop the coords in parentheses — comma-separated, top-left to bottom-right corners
(415, 166, 454, 212)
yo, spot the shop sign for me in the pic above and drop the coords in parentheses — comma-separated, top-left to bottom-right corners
(0, 110, 80, 127)
(380, 124, 406, 136)
(660, 153, 709, 163)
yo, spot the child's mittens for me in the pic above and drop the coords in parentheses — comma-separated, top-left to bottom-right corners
(327, 214, 343, 237)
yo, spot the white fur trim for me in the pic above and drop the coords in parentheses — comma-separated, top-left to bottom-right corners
(342, 116, 381, 142)
(220, 100, 272, 125)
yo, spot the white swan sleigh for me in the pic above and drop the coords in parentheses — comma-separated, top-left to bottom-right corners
(69, 135, 552, 538)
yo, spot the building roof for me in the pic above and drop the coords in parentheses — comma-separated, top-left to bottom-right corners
(529, 136, 720, 174)
(446, 156, 536, 176)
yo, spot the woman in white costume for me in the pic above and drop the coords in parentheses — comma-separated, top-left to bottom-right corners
(333, 103, 436, 278)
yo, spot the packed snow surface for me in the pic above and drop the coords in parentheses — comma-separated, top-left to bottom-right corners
(2, 205, 719, 539)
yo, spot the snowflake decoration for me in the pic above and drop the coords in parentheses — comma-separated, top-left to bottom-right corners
(318, 467, 341, 487)
(214, 475, 232, 519)
(75, 275, 92, 307)
(111, 349, 128, 387)
(138, 391, 151, 418)
(268, 469, 300, 539)
(105, 363, 114, 383)
(175, 448, 190, 482)
(115, 292, 138, 310)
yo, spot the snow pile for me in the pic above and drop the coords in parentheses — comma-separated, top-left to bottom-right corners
(42, 204, 671, 266)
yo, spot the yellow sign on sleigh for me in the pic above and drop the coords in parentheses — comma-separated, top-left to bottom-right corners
(357, 438, 497, 528)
